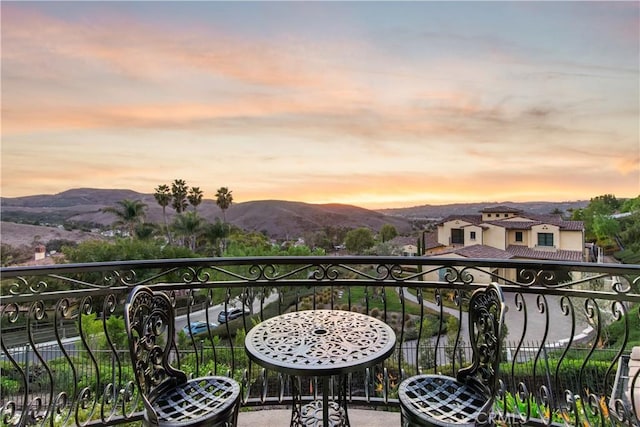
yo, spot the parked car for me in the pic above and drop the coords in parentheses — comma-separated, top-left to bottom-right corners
(181, 321, 217, 336)
(217, 308, 250, 323)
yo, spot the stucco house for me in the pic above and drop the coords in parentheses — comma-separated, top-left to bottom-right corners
(420, 205, 586, 283)
(388, 236, 419, 256)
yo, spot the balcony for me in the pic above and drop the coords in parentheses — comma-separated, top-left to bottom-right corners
(1, 256, 639, 426)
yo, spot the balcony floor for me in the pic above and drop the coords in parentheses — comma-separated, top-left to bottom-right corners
(238, 406, 401, 426)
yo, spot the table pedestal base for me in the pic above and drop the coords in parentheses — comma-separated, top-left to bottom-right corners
(294, 400, 346, 427)
(290, 376, 350, 427)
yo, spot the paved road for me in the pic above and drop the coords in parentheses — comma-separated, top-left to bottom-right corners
(2, 290, 281, 364)
(175, 289, 280, 334)
(400, 287, 590, 346)
(399, 287, 592, 367)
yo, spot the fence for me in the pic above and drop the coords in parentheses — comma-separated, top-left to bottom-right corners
(1, 256, 639, 426)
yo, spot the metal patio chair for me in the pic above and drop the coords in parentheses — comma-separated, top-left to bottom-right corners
(398, 283, 506, 427)
(125, 285, 240, 427)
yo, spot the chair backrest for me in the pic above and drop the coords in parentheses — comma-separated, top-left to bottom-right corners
(124, 286, 187, 412)
(457, 282, 506, 395)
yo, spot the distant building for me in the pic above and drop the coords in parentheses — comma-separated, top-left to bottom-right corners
(426, 205, 584, 261)
(420, 205, 586, 283)
(388, 236, 419, 256)
(34, 244, 46, 261)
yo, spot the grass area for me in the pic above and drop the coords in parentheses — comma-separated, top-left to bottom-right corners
(614, 248, 640, 264)
(604, 302, 640, 350)
(404, 287, 468, 311)
(184, 285, 452, 345)
(336, 286, 426, 315)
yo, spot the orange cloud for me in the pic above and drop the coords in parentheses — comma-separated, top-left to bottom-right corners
(615, 154, 640, 175)
(2, 3, 353, 89)
(2, 3, 638, 208)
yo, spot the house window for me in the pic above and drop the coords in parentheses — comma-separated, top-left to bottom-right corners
(538, 233, 554, 247)
(451, 229, 464, 244)
(470, 231, 476, 240)
(488, 214, 492, 217)
(515, 231, 523, 242)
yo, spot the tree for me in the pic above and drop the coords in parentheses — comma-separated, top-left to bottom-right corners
(154, 184, 172, 241)
(621, 195, 640, 213)
(46, 239, 77, 252)
(135, 222, 159, 240)
(371, 241, 394, 256)
(188, 187, 204, 212)
(79, 313, 128, 354)
(172, 211, 203, 251)
(215, 187, 233, 223)
(63, 239, 197, 263)
(592, 194, 621, 211)
(303, 230, 333, 252)
(1, 243, 32, 266)
(616, 210, 640, 263)
(379, 224, 398, 243)
(202, 219, 228, 256)
(344, 227, 375, 254)
(575, 194, 621, 241)
(171, 179, 189, 213)
(593, 215, 620, 242)
(102, 199, 147, 238)
(323, 225, 350, 250)
(216, 187, 233, 251)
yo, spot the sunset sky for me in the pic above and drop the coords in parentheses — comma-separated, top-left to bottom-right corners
(2, 1, 638, 209)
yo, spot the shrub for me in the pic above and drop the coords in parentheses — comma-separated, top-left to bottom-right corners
(604, 303, 640, 350)
(0, 377, 20, 396)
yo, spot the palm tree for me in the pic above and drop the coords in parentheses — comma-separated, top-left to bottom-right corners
(203, 219, 228, 256)
(134, 222, 158, 240)
(215, 187, 233, 252)
(215, 187, 233, 223)
(154, 184, 172, 241)
(102, 199, 147, 238)
(188, 187, 204, 212)
(171, 211, 203, 251)
(171, 179, 188, 213)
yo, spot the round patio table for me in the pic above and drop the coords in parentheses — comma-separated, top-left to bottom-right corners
(245, 309, 396, 427)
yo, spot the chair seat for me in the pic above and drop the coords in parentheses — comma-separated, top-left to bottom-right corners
(398, 375, 490, 427)
(150, 376, 240, 426)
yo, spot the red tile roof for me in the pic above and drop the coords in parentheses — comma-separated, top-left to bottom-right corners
(485, 220, 539, 229)
(506, 245, 584, 262)
(441, 244, 515, 259)
(526, 214, 584, 231)
(438, 215, 483, 226)
(457, 245, 515, 259)
(440, 214, 583, 231)
(480, 205, 523, 213)
(422, 231, 442, 250)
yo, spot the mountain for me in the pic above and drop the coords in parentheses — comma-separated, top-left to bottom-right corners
(1, 188, 413, 242)
(227, 200, 411, 238)
(379, 200, 589, 219)
(0, 221, 104, 248)
(1, 188, 590, 246)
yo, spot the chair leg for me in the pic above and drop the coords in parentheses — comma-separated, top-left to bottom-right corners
(231, 398, 240, 427)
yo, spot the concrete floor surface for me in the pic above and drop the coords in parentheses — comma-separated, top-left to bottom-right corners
(237, 407, 400, 427)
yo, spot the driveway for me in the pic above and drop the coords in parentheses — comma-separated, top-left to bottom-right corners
(399, 287, 592, 365)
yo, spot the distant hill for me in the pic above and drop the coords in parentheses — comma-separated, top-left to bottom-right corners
(1, 188, 413, 242)
(0, 221, 103, 248)
(1, 188, 590, 246)
(379, 200, 589, 219)
(228, 200, 412, 238)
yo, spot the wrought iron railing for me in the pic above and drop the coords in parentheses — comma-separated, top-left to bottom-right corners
(1, 257, 639, 426)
